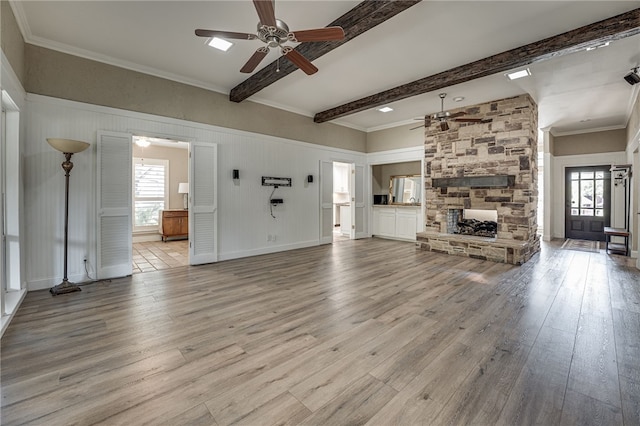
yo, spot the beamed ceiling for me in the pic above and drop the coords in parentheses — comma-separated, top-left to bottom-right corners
(11, 1, 640, 135)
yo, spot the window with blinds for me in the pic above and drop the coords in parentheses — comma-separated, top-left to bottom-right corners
(133, 158, 169, 230)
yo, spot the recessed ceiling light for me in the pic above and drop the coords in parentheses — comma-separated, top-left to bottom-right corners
(506, 69, 531, 80)
(207, 37, 233, 52)
(378, 106, 393, 113)
(452, 96, 465, 102)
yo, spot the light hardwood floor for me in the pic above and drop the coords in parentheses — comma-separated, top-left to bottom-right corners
(2, 238, 639, 425)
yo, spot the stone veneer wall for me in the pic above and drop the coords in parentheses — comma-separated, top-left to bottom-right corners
(417, 94, 540, 265)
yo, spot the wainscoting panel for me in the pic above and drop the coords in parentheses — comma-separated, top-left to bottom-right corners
(24, 95, 367, 290)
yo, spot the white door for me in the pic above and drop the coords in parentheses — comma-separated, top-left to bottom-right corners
(189, 142, 218, 265)
(97, 131, 132, 279)
(320, 160, 333, 244)
(351, 164, 367, 239)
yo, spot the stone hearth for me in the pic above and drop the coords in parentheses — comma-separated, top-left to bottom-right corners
(417, 94, 540, 265)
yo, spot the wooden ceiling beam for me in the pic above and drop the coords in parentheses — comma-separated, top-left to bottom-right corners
(229, 0, 422, 103)
(314, 8, 640, 123)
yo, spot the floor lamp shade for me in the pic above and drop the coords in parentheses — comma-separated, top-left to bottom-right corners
(47, 138, 90, 154)
(47, 138, 90, 295)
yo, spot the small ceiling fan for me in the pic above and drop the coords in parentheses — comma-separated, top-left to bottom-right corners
(195, 0, 344, 75)
(412, 93, 492, 131)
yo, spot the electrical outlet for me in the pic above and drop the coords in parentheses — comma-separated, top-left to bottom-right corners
(267, 235, 272, 242)
(272, 235, 277, 242)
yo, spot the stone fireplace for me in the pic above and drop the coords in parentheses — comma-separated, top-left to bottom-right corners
(417, 94, 540, 265)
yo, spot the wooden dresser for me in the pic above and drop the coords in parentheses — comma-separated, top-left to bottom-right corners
(159, 210, 188, 242)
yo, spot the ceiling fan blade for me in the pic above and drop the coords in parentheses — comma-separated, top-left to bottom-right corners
(253, 0, 277, 27)
(409, 124, 424, 131)
(449, 111, 467, 118)
(195, 29, 257, 40)
(440, 121, 449, 131)
(283, 49, 318, 75)
(240, 48, 269, 73)
(289, 27, 345, 42)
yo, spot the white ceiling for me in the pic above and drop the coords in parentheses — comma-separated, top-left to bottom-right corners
(11, 1, 640, 135)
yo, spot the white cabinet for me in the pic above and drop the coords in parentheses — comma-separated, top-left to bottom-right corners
(340, 205, 351, 236)
(373, 208, 396, 237)
(372, 206, 419, 241)
(396, 209, 418, 240)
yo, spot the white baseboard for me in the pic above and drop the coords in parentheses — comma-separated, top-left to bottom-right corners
(133, 233, 162, 243)
(27, 273, 86, 292)
(218, 240, 319, 261)
(1, 289, 27, 337)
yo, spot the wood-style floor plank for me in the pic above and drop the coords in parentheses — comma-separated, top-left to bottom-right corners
(2, 238, 639, 425)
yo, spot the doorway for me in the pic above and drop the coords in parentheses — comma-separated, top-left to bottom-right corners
(131, 136, 190, 273)
(333, 162, 351, 241)
(319, 160, 366, 244)
(565, 165, 611, 241)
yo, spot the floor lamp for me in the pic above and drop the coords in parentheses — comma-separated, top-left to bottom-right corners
(47, 138, 90, 296)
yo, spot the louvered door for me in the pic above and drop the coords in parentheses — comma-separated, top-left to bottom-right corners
(189, 142, 217, 264)
(97, 131, 132, 278)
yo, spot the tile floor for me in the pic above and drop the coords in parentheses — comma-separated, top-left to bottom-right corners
(132, 239, 189, 273)
(133, 234, 351, 274)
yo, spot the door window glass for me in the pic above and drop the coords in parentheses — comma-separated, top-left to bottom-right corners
(570, 168, 608, 217)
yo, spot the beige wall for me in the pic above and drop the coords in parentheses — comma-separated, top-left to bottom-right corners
(366, 122, 423, 153)
(24, 44, 367, 152)
(553, 129, 627, 156)
(372, 161, 421, 195)
(1, 1, 25, 84)
(133, 144, 189, 210)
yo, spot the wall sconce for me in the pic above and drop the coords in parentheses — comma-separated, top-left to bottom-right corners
(233, 169, 240, 180)
(178, 182, 189, 209)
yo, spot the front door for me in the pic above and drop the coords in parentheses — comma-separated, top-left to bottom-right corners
(565, 166, 611, 241)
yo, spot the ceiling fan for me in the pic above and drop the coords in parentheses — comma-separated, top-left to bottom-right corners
(412, 93, 492, 131)
(195, 0, 345, 75)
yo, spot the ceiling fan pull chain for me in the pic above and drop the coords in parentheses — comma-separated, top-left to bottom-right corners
(277, 56, 280, 73)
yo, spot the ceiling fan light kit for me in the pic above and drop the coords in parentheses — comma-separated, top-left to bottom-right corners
(195, 0, 344, 75)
